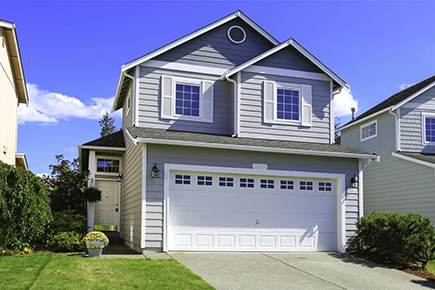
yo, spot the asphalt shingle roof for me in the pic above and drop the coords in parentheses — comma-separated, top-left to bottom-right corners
(82, 130, 125, 148)
(126, 127, 376, 158)
(396, 151, 435, 165)
(343, 74, 435, 127)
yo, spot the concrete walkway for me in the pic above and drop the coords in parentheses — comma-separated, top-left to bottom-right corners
(171, 252, 435, 290)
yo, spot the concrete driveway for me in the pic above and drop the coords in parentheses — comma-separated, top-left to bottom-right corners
(170, 252, 435, 290)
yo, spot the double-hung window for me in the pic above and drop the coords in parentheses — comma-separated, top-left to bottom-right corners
(423, 113, 435, 144)
(175, 84, 200, 117)
(360, 120, 377, 141)
(276, 88, 300, 121)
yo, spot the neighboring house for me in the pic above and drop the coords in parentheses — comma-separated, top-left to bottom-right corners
(79, 11, 378, 253)
(338, 75, 435, 225)
(0, 20, 28, 169)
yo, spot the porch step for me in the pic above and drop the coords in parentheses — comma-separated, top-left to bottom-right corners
(102, 231, 123, 244)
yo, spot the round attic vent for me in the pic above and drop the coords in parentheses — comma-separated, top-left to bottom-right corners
(227, 25, 246, 44)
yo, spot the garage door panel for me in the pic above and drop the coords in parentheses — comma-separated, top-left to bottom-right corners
(168, 171, 338, 251)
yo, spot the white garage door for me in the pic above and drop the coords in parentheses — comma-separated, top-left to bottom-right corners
(168, 170, 338, 252)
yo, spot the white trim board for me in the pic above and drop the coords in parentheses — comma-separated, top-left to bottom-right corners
(141, 60, 226, 76)
(162, 163, 347, 252)
(244, 65, 329, 81)
(135, 136, 378, 160)
(336, 107, 391, 132)
(360, 119, 378, 142)
(391, 81, 435, 111)
(78, 145, 125, 152)
(141, 144, 147, 249)
(222, 39, 349, 91)
(392, 152, 435, 170)
(421, 112, 435, 146)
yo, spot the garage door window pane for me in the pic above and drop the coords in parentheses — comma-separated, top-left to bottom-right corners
(280, 180, 294, 190)
(300, 181, 313, 191)
(219, 177, 234, 187)
(175, 174, 191, 185)
(240, 178, 254, 188)
(319, 182, 332, 191)
(260, 179, 274, 189)
(198, 176, 213, 186)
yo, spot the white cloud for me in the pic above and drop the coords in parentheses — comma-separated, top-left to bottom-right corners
(334, 89, 358, 117)
(397, 83, 414, 90)
(36, 173, 49, 179)
(18, 84, 121, 125)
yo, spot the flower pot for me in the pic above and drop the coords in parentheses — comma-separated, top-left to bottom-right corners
(88, 247, 103, 258)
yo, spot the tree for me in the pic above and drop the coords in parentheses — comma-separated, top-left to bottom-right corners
(99, 112, 116, 137)
(335, 117, 341, 142)
(44, 155, 88, 215)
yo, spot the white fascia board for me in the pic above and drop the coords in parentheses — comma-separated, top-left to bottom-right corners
(391, 81, 435, 111)
(136, 137, 377, 160)
(244, 65, 329, 81)
(336, 107, 392, 132)
(112, 73, 125, 112)
(78, 145, 125, 151)
(0, 20, 14, 29)
(392, 152, 435, 169)
(141, 60, 226, 76)
(121, 11, 279, 73)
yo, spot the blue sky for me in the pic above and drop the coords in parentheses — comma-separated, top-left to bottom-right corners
(2, 1, 435, 174)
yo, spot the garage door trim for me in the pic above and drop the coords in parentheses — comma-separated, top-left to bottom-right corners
(163, 163, 346, 252)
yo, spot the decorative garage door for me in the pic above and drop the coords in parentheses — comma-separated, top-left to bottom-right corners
(168, 171, 337, 252)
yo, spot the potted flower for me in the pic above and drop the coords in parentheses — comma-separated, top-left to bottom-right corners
(83, 231, 109, 258)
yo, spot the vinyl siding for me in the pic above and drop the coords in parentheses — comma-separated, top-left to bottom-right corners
(154, 18, 274, 69)
(341, 111, 435, 224)
(120, 131, 142, 248)
(122, 85, 134, 127)
(137, 65, 233, 135)
(239, 72, 331, 143)
(400, 86, 435, 153)
(145, 144, 359, 249)
(255, 46, 323, 73)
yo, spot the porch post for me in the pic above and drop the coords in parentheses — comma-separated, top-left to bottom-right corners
(87, 150, 96, 232)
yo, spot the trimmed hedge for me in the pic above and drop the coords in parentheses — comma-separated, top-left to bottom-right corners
(0, 162, 52, 249)
(351, 211, 435, 269)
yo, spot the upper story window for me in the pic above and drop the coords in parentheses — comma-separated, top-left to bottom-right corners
(423, 113, 435, 144)
(277, 88, 300, 121)
(97, 159, 120, 173)
(160, 76, 214, 123)
(176, 84, 200, 117)
(263, 81, 312, 127)
(360, 120, 377, 141)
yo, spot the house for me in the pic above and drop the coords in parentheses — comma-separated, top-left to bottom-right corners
(338, 75, 435, 225)
(0, 20, 28, 169)
(79, 11, 378, 253)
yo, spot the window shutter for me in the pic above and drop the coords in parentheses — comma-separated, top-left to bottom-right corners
(263, 81, 276, 124)
(160, 76, 174, 119)
(201, 80, 214, 123)
(301, 84, 312, 127)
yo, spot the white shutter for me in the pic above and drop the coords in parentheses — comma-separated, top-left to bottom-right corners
(160, 75, 174, 119)
(301, 84, 312, 127)
(201, 80, 214, 123)
(263, 81, 276, 124)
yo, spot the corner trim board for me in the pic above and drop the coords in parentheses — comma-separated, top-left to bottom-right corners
(141, 143, 147, 249)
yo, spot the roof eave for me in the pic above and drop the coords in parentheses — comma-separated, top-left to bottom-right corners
(336, 106, 392, 132)
(391, 80, 435, 111)
(392, 152, 435, 169)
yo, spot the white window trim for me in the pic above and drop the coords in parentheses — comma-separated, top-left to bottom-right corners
(95, 155, 123, 176)
(163, 164, 347, 253)
(360, 119, 377, 142)
(170, 77, 213, 123)
(274, 82, 302, 125)
(227, 25, 246, 44)
(422, 112, 435, 145)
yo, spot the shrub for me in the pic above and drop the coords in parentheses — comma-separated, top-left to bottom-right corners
(51, 231, 85, 252)
(49, 210, 88, 236)
(351, 211, 435, 269)
(83, 231, 109, 248)
(0, 163, 52, 250)
(84, 187, 102, 203)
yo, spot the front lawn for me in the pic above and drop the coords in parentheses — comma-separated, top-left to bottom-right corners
(0, 252, 214, 290)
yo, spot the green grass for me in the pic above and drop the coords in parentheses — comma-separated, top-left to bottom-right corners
(0, 252, 214, 290)
(427, 260, 435, 274)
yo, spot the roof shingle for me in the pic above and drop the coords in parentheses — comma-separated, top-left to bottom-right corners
(82, 130, 125, 148)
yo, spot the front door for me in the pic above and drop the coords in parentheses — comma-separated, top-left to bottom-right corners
(94, 180, 119, 231)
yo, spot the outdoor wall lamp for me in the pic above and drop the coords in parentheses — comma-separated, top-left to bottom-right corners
(117, 173, 123, 182)
(151, 163, 160, 178)
(351, 174, 359, 188)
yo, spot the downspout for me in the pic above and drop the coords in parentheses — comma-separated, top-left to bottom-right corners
(388, 107, 400, 151)
(225, 74, 238, 137)
(123, 70, 136, 126)
(358, 156, 378, 219)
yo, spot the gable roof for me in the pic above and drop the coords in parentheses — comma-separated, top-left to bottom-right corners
(112, 11, 279, 112)
(81, 130, 125, 148)
(221, 38, 349, 91)
(338, 74, 435, 131)
(0, 20, 28, 104)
